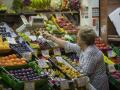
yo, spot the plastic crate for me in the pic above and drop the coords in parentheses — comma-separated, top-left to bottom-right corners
(111, 44, 120, 57)
(0, 61, 48, 90)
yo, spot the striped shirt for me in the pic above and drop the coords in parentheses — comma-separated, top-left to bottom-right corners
(65, 42, 109, 90)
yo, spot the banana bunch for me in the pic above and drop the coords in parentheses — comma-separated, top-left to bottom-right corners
(0, 4, 7, 11)
(31, 0, 51, 10)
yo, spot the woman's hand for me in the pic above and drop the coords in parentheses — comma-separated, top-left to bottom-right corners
(42, 32, 53, 40)
(42, 31, 67, 48)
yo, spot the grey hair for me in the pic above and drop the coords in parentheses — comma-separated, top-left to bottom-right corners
(78, 25, 97, 45)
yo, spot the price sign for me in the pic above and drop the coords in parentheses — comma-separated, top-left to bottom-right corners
(41, 50, 50, 57)
(38, 59, 49, 68)
(107, 50, 116, 58)
(108, 64, 116, 72)
(55, 56, 63, 63)
(53, 48, 61, 55)
(60, 80, 69, 90)
(29, 35, 37, 41)
(24, 82, 35, 90)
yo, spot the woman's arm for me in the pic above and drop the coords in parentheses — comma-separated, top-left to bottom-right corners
(42, 32, 67, 48)
(43, 32, 80, 53)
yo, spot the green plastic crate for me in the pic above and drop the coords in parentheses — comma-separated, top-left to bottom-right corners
(0, 61, 48, 90)
(111, 44, 120, 57)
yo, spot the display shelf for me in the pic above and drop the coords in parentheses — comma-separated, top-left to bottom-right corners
(0, 11, 79, 16)
(108, 37, 120, 42)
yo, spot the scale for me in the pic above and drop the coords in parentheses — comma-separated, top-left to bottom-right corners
(16, 15, 44, 32)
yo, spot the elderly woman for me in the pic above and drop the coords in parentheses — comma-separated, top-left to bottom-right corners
(43, 26, 109, 90)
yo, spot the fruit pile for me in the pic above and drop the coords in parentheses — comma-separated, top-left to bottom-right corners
(31, 0, 51, 10)
(95, 38, 108, 50)
(69, 0, 80, 11)
(59, 63, 80, 78)
(0, 36, 10, 50)
(18, 33, 31, 42)
(53, 56, 80, 78)
(0, 4, 7, 12)
(45, 20, 65, 35)
(0, 27, 11, 38)
(50, 0, 62, 10)
(111, 71, 120, 82)
(55, 17, 78, 34)
(62, 55, 79, 70)
(9, 67, 41, 81)
(0, 54, 27, 66)
(10, 41, 31, 53)
(43, 68, 64, 78)
(61, 0, 69, 10)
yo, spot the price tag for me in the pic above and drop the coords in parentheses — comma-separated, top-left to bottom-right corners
(22, 52, 32, 61)
(55, 56, 63, 63)
(108, 65, 116, 72)
(107, 50, 116, 58)
(77, 77, 86, 87)
(25, 32, 31, 36)
(53, 48, 61, 55)
(38, 59, 49, 68)
(6, 37, 16, 44)
(41, 50, 50, 57)
(29, 35, 37, 41)
(60, 80, 69, 90)
(56, 13, 62, 17)
(24, 82, 35, 90)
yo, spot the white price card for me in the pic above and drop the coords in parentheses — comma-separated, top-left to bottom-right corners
(53, 48, 61, 55)
(108, 64, 116, 72)
(25, 31, 31, 36)
(55, 56, 64, 63)
(29, 35, 37, 41)
(38, 59, 49, 68)
(60, 80, 69, 90)
(24, 82, 35, 90)
(41, 50, 50, 57)
(22, 52, 32, 61)
(107, 50, 116, 58)
(6, 37, 16, 44)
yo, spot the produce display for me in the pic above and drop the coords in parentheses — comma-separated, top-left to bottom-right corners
(111, 44, 120, 57)
(0, 54, 27, 66)
(61, 0, 69, 10)
(95, 37, 109, 50)
(110, 71, 120, 81)
(59, 62, 80, 78)
(31, 0, 51, 10)
(51, 56, 80, 78)
(55, 16, 78, 34)
(45, 20, 65, 35)
(0, 27, 11, 38)
(69, 0, 80, 11)
(10, 41, 31, 53)
(50, 0, 62, 10)
(9, 67, 42, 81)
(0, 36, 10, 50)
(62, 55, 79, 70)
(18, 33, 31, 42)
